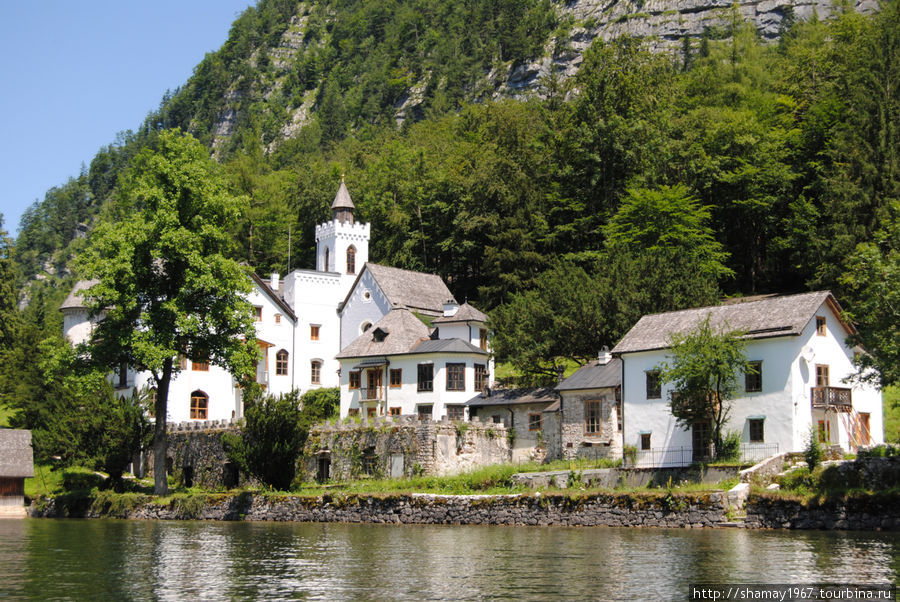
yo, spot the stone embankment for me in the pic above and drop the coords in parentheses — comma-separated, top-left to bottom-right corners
(32, 491, 729, 528)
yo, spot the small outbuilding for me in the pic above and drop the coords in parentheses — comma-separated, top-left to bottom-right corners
(0, 429, 35, 517)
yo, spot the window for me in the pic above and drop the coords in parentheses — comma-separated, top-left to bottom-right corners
(417, 405, 433, 421)
(492, 415, 502, 424)
(585, 400, 603, 435)
(254, 306, 263, 322)
(749, 418, 765, 443)
(324, 247, 330, 272)
(815, 364, 830, 387)
(446, 363, 465, 391)
(192, 351, 209, 372)
(349, 371, 360, 390)
(640, 433, 651, 450)
(528, 413, 542, 432)
(274, 313, 281, 324)
(275, 349, 289, 376)
(190, 391, 208, 420)
(816, 316, 826, 336)
(417, 364, 434, 392)
(447, 405, 464, 421)
(646, 371, 661, 399)
(474, 364, 487, 391)
(616, 393, 623, 432)
(389, 368, 402, 388)
(389, 406, 401, 416)
(311, 360, 322, 385)
(745, 361, 762, 392)
(179, 355, 187, 370)
(346, 245, 356, 275)
(117, 361, 128, 388)
(310, 325, 320, 341)
(817, 419, 830, 443)
(479, 328, 488, 350)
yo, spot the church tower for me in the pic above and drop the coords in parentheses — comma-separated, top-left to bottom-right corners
(315, 178, 370, 281)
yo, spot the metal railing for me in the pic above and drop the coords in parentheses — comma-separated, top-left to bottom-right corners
(630, 443, 779, 468)
(811, 386, 852, 409)
(361, 385, 385, 401)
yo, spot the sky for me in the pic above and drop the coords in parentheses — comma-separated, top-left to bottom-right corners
(0, 1, 256, 235)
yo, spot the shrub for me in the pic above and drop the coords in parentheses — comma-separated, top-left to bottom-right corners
(804, 428, 823, 470)
(62, 467, 104, 491)
(716, 430, 741, 462)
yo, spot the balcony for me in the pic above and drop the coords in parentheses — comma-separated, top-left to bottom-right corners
(811, 386, 852, 411)
(361, 385, 385, 402)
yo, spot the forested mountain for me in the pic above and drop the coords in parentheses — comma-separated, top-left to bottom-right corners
(5, 0, 899, 386)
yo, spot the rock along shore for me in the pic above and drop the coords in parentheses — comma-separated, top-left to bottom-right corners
(28, 490, 900, 530)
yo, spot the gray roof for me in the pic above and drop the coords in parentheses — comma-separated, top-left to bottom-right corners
(612, 291, 846, 355)
(0, 429, 34, 478)
(60, 279, 99, 311)
(432, 302, 488, 324)
(331, 180, 355, 210)
(366, 263, 453, 314)
(411, 338, 489, 355)
(465, 387, 560, 408)
(336, 309, 432, 358)
(556, 358, 622, 391)
(250, 272, 297, 322)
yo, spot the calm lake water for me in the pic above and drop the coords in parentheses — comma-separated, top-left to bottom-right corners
(0, 519, 897, 600)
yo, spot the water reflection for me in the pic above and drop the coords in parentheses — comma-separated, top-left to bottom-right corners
(2, 520, 896, 600)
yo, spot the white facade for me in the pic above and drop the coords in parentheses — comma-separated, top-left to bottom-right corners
(618, 297, 883, 464)
(338, 268, 394, 350)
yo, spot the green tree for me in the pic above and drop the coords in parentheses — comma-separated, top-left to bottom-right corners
(658, 316, 751, 459)
(223, 387, 338, 490)
(0, 216, 17, 356)
(77, 129, 257, 495)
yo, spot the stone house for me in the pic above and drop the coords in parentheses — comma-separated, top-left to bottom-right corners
(0, 429, 34, 517)
(555, 350, 623, 461)
(465, 387, 560, 463)
(612, 291, 884, 466)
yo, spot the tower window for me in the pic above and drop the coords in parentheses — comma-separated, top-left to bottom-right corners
(346, 245, 356, 275)
(324, 247, 330, 272)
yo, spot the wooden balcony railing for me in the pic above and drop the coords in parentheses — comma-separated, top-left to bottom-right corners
(361, 386, 384, 402)
(811, 386, 852, 410)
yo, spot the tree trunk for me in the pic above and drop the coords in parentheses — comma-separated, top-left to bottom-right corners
(153, 357, 173, 496)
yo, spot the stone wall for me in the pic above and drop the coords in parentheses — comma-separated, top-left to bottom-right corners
(31, 490, 729, 528)
(512, 465, 740, 489)
(146, 422, 246, 490)
(744, 493, 900, 530)
(300, 416, 512, 481)
(559, 391, 621, 462)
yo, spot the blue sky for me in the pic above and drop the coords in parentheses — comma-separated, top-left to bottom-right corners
(0, 1, 255, 235)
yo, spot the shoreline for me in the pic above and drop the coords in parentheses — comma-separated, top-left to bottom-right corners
(26, 489, 900, 531)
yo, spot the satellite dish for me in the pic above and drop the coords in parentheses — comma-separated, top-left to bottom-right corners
(801, 346, 815, 363)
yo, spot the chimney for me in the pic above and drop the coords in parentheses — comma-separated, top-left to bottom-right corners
(443, 298, 459, 317)
(270, 272, 280, 291)
(598, 346, 612, 365)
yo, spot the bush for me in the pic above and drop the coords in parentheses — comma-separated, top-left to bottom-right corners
(716, 430, 741, 462)
(804, 428, 823, 470)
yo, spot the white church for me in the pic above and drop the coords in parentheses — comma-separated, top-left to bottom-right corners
(61, 181, 492, 424)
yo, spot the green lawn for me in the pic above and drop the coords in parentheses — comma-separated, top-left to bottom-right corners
(884, 385, 899, 443)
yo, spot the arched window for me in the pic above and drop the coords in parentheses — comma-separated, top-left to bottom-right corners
(324, 247, 330, 272)
(276, 349, 289, 376)
(311, 360, 322, 385)
(346, 245, 356, 275)
(190, 390, 208, 420)
(360, 321, 372, 334)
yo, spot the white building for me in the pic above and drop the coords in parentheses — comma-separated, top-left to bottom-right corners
(611, 292, 884, 466)
(336, 301, 492, 420)
(61, 180, 494, 425)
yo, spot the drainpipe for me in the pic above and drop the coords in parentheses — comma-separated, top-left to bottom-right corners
(383, 359, 390, 416)
(619, 356, 626, 454)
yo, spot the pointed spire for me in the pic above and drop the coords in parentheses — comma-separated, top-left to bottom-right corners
(331, 177, 355, 224)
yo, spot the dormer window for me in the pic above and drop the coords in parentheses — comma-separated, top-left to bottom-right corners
(372, 327, 389, 342)
(816, 316, 826, 336)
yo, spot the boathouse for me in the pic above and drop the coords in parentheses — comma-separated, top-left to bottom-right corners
(0, 429, 34, 517)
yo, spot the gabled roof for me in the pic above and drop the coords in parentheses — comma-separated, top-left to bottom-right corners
(250, 272, 297, 322)
(557, 358, 622, 391)
(336, 309, 432, 358)
(331, 179, 355, 210)
(0, 429, 34, 478)
(465, 387, 559, 407)
(354, 263, 453, 315)
(432, 302, 489, 324)
(411, 338, 489, 355)
(60, 279, 99, 311)
(612, 291, 851, 355)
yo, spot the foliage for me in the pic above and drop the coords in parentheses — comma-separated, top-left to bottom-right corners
(76, 129, 257, 495)
(658, 316, 750, 458)
(804, 427, 823, 470)
(716, 431, 742, 462)
(224, 387, 338, 490)
(882, 386, 899, 444)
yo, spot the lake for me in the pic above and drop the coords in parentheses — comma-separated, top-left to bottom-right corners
(0, 519, 897, 600)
